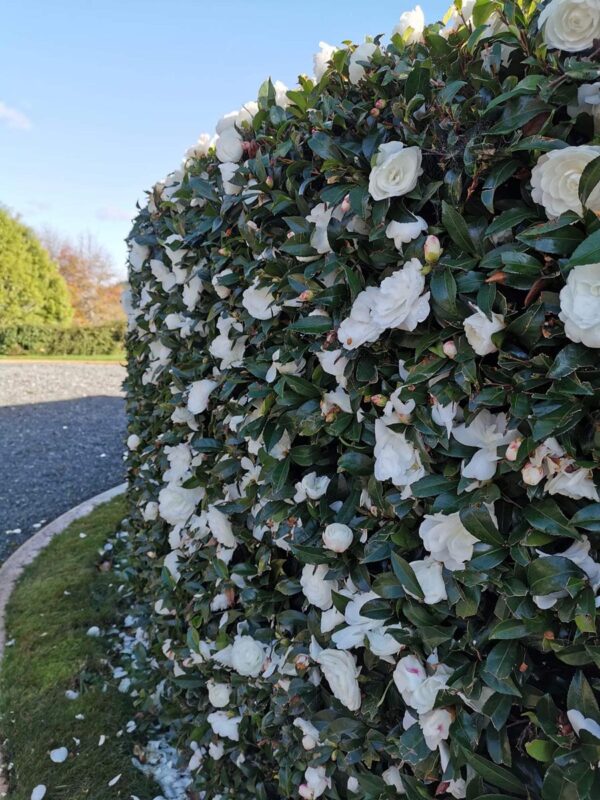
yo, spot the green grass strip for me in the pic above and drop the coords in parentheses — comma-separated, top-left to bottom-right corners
(0, 496, 157, 799)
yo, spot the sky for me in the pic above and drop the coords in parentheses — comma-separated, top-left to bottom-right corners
(0, 0, 448, 279)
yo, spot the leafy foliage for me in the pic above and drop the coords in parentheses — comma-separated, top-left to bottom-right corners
(121, 2, 600, 799)
(0, 208, 72, 325)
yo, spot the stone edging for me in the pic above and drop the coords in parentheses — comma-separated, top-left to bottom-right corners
(0, 483, 127, 795)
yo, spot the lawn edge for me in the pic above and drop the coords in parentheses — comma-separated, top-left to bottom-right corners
(0, 483, 127, 794)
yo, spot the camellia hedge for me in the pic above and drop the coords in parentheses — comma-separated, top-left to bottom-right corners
(122, 1, 600, 798)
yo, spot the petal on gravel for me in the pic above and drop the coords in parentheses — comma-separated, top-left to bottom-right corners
(50, 746, 68, 763)
(108, 773, 122, 786)
(31, 786, 47, 800)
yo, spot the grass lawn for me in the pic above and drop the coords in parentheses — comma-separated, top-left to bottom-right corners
(0, 353, 125, 363)
(0, 497, 158, 799)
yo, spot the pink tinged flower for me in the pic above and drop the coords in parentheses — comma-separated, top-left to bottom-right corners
(420, 707, 453, 750)
(424, 234, 442, 264)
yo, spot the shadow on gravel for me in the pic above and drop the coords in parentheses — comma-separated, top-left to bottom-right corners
(0, 395, 126, 564)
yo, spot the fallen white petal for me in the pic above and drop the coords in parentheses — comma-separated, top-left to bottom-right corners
(108, 773, 121, 787)
(50, 746, 68, 763)
(31, 786, 47, 800)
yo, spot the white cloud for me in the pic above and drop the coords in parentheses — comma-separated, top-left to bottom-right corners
(96, 206, 133, 223)
(0, 101, 32, 130)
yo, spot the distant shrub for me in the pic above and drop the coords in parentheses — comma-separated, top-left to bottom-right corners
(0, 208, 73, 325)
(0, 322, 125, 356)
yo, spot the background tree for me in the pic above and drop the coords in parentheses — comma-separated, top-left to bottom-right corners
(0, 208, 73, 325)
(39, 230, 126, 325)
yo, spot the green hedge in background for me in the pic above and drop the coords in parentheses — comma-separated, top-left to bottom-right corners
(0, 322, 125, 356)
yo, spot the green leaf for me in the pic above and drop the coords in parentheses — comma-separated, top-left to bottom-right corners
(523, 499, 579, 539)
(287, 315, 332, 334)
(405, 65, 431, 102)
(482, 160, 520, 213)
(571, 504, 600, 532)
(527, 555, 586, 596)
(460, 750, 527, 796)
(490, 619, 529, 640)
(338, 451, 374, 476)
(411, 474, 458, 497)
(525, 739, 555, 762)
(567, 229, 600, 268)
(283, 375, 322, 398)
(579, 155, 600, 209)
(487, 641, 519, 682)
(391, 552, 424, 600)
(460, 504, 505, 547)
(442, 201, 477, 255)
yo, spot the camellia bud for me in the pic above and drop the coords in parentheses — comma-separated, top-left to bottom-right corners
(265, 175, 274, 188)
(505, 438, 523, 462)
(442, 340, 457, 359)
(299, 290, 314, 302)
(370, 107, 380, 118)
(424, 235, 442, 264)
(522, 462, 544, 486)
(375, 99, 386, 110)
(294, 653, 310, 671)
(370, 394, 388, 407)
(340, 194, 351, 214)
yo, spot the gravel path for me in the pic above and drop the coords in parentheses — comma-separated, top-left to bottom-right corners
(0, 362, 127, 564)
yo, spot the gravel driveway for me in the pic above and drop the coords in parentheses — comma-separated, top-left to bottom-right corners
(0, 362, 127, 564)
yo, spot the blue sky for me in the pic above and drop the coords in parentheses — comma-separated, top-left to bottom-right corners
(1, 0, 448, 278)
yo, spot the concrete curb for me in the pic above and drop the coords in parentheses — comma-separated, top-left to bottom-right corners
(0, 482, 127, 794)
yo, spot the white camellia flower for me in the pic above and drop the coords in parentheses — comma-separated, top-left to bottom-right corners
(419, 511, 480, 571)
(207, 711, 241, 741)
(314, 41, 338, 81)
(127, 433, 140, 451)
(409, 558, 448, 604)
(187, 379, 218, 414)
(273, 80, 291, 109)
(337, 287, 384, 349)
(368, 141, 423, 201)
(230, 635, 266, 677)
(158, 484, 203, 527)
(431, 399, 458, 436)
(337, 260, 430, 350)
(207, 679, 231, 708)
(293, 717, 321, 750)
(212, 268, 233, 298)
(219, 161, 242, 195)
(530, 146, 600, 217)
(299, 765, 331, 799)
(382, 765, 405, 793)
(567, 709, 600, 740)
(392, 5, 426, 43)
(371, 259, 431, 331)
(385, 216, 428, 251)
(300, 564, 337, 609)
(206, 504, 237, 547)
(208, 740, 224, 760)
(209, 315, 247, 369)
(306, 202, 335, 254)
(294, 471, 331, 502)
(463, 306, 505, 355)
(242, 280, 282, 320)
(183, 132, 212, 162)
(315, 648, 361, 710)
(569, 82, 600, 132)
(374, 418, 426, 496)
(316, 348, 349, 386)
(559, 263, 600, 348)
(538, 0, 600, 52)
(322, 522, 353, 553)
(420, 707, 453, 750)
(348, 41, 378, 84)
(532, 537, 600, 609)
(546, 463, 599, 501)
(393, 654, 427, 696)
(151, 258, 176, 292)
(129, 239, 149, 272)
(453, 410, 518, 481)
